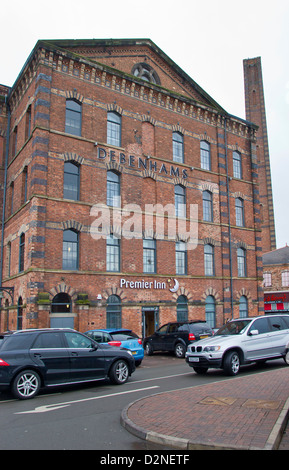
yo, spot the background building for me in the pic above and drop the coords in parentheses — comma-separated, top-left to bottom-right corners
(263, 245, 289, 314)
(0, 39, 271, 336)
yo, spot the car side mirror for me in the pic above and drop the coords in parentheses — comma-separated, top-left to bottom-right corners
(90, 342, 98, 351)
(249, 329, 259, 336)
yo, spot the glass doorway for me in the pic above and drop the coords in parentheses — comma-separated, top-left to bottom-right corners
(142, 307, 159, 338)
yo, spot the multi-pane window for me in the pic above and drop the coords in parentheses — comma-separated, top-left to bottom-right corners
(235, 197, 244, 227)
(23, 167, 28, 204)
(143, 238, 156, 273)
(237, 247, 246, 277)
(204, 244, 214, 276)
(106, 295, 122, 329)
(175, 185, 186, 217)
(177, 295, 188, 322)
(233, 151, 242, 179)
(172, 132, 184, 163)
(65, 99, 82, 136)
(107, 112, 121, 147)
(25, 105, 31, 141)
(239, 295, 248, 318)
(176, 241, 187, 275)
(63, 229, 79, 270)
(200, 141, 211, 170)
(263, 272, 272, 287)
(282, 271, 289, 287)
(107, 171, 120, 207)
(203, 190, 213, 222)
(205, 295, 215, 328)
(106, 234, 120, 272)
(63, 161, 80, 200)
(19, 233, 25, 272)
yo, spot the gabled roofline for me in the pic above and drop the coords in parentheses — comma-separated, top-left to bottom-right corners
(6, 38, 257, 130)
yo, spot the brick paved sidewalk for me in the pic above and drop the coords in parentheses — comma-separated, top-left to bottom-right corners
(121, 368, 289, 450)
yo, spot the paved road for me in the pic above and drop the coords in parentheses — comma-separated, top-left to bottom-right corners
(0, 353, 287, 450)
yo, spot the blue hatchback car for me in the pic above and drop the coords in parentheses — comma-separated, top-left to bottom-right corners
(84, 328, 144, 366)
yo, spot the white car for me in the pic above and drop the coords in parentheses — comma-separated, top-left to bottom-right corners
(185, 314, 289, 376)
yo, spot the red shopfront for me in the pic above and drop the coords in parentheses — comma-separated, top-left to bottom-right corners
(264, 292, 289, 313)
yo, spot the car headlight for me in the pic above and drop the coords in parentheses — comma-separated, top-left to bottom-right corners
(204, 346, 221, 352)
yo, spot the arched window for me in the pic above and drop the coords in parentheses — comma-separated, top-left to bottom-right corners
(237, 248, 246, 277)
(173, 132, 184, 163)
(107, 170, 120, 207)
(177, 295, 188, 322)
(200, 141, 211, 170)
(65, 99, 82, 136)
(51, 293, 71, 314)
(203, 190, 213, 222)
(176, 241, 187, 275)
(106, 234, 120, 272)
(19, 233, 25, 272)
(233, 151, 242, 179)
(205, 295, 215, 328)
(175, 185, 186, 217)
(64, 161, 80, 200)
(62, 229, 79, 270)
(235, 197, 244, 227)
(131, 63, 160, 85)
(17, 297, 23, 330)
(204, 244, 214, 276)
(107, 111, 121, 147)
(106, 295, 121, 328)
(239, 295, 248, 318)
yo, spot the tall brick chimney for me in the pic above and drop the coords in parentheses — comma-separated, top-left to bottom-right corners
(243, 57, 276, 252)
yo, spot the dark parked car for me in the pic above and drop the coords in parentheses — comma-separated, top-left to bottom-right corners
(84, 329, 144, 366)
(143, 321, 213, 358)
(0, 328, 136, 399)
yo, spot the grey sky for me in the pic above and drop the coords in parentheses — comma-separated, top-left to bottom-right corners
(1, 0, 288, 250)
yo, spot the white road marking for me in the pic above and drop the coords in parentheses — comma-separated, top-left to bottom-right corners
(14, 386, 159, 414)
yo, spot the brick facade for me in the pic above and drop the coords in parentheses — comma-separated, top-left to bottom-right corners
(0, 39, 268, 336)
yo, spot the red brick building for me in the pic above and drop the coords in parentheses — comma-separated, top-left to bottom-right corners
(263, 246, 289, 314)
(0, 39, 270, 336)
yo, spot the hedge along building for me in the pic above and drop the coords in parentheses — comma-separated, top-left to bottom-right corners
(0, 39, 273, 337)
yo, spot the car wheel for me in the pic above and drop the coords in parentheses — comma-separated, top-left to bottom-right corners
(12, 370, 41, 400)
(284, 350, 289, 365)
(109, 360, 129, 384)
(174, 343, 186, 358)
(223, 350, 240, 376)
(145, 342, 153, 356)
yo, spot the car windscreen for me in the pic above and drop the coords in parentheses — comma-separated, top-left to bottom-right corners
(216, 320, 251, 336)
(111, 331, 138, 341)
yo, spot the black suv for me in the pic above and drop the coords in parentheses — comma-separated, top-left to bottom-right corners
(0, 328, 135, 399)
(143, 321, 213, 358)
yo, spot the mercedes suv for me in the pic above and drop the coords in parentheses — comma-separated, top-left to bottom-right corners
(185, 314, 289, 376)
(0, 328, 136, 399)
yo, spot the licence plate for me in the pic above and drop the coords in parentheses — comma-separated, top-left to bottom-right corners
(200, 335, 208, 339)
(189, 357, 199, 362)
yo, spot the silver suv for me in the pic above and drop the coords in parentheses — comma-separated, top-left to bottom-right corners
(185, 314, 289, 376)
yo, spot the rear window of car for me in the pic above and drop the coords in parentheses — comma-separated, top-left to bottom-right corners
(111, 331, 138, 341)
(188, 323, 211, 333)
(0, 333, 33, 351)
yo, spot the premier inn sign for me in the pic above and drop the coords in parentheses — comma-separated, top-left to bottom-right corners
(120, 277, 180, 293)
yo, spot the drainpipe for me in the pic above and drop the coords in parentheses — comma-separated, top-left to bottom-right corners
(0, 98, 11, 286)
(224, 117, 234, 318)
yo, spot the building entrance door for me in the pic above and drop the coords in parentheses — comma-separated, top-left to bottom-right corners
(142, 307, 159, 339)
